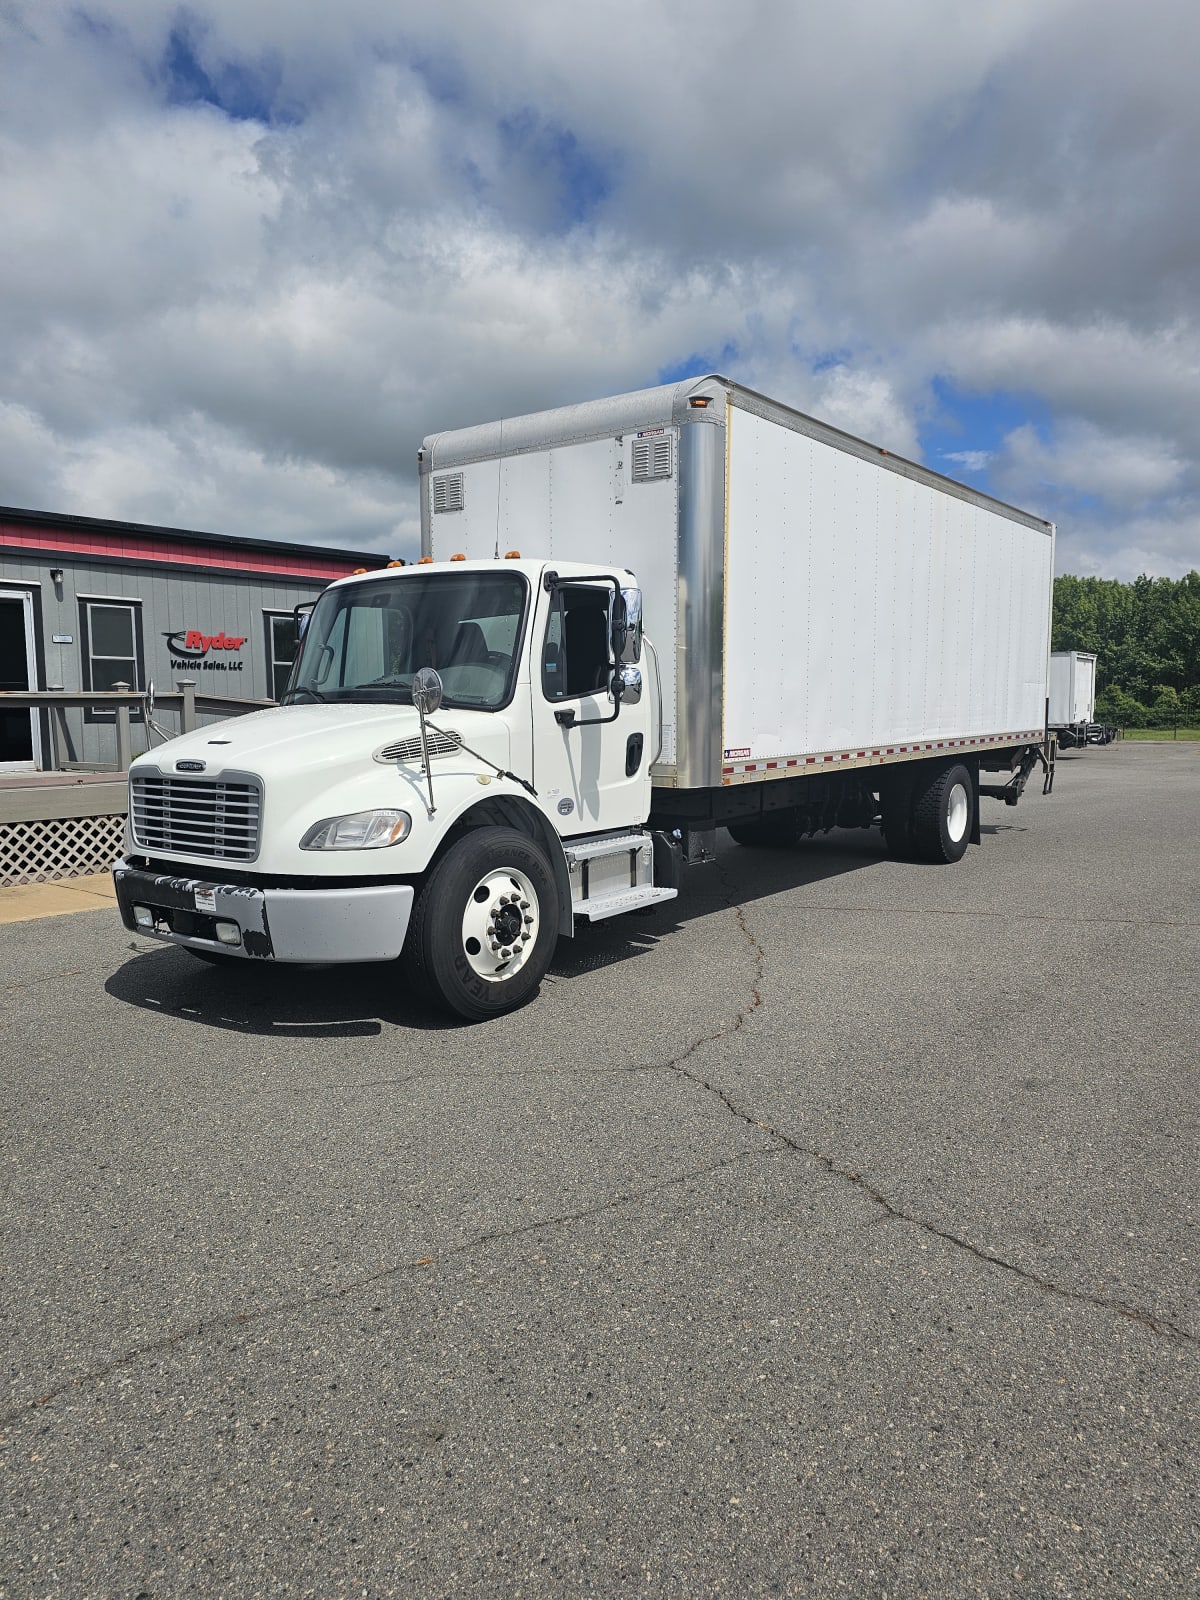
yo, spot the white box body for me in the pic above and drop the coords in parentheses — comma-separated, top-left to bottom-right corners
(422, 377, 1055, 792)
(1048, 651, 1097, 727)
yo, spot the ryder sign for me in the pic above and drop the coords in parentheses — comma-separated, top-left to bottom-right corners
(164, 629, 247, 671)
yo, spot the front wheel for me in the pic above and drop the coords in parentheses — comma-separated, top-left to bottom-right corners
(910, 761, 974, 864)
(402, 827, 560, 1020)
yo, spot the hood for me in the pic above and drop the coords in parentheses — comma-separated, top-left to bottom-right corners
(132, 701, 512, 785)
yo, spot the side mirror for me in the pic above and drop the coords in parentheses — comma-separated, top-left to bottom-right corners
(608, 590, 628, 665)
(618, 665, 642, 704)
(412, 666, 444, 716)
(620, 587, 642, 663)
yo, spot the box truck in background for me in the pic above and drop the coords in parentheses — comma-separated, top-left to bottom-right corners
(115, 376, 1055, 1019)
(1048, 650, 1107, 747)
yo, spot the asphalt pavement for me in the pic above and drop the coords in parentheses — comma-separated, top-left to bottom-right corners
(2, 743, 1196, 1598)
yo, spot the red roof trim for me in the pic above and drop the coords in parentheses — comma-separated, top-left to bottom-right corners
(0, 522, 371, 582)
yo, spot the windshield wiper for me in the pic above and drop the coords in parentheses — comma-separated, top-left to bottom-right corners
(285, 685, 327, 703)
(358, 676, 414, 695)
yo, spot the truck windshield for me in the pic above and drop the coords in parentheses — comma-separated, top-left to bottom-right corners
(283, 571, 528, 709)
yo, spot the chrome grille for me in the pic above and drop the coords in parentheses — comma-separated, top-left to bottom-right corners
(376, 730, 462, 763)
(131, 774, 262, 861)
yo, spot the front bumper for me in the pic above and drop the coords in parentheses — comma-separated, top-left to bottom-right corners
(112, 860, 414, 963)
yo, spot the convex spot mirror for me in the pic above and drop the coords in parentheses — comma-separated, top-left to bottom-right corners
(412, 666, 444, 716)
(618, 665, 642, 704)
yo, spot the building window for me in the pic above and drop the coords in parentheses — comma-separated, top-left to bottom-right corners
(266, 613, 299, 701)
(79, 601, 144, 717)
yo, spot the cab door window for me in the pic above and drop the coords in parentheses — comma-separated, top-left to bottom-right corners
(542, 586, 611, 700)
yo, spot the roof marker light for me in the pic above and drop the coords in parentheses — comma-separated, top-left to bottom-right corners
(505, 550, 521, 559)
(450, 553, 466, 561)
(689, 396, 712, 408)
(418, 556, 434, 564)
(352, 567, 367, 574)
(387, 559, 406, 568)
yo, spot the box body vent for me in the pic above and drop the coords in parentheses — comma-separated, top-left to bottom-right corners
(631, 435, 673, 483)
(432, 472, 465, 513)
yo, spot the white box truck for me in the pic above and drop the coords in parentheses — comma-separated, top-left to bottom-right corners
(114, 376, 1055, 1019)
(1048, 650, 1100, 747)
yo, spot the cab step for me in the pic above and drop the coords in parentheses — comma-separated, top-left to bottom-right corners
(581, 885, 678, 923)
(564, 829, 675, 921)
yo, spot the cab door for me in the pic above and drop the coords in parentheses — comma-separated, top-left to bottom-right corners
(530, 580, 652, 836)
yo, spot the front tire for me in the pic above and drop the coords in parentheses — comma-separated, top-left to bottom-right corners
(402, 827, 560, 1020)
(911, 761, 974, 864)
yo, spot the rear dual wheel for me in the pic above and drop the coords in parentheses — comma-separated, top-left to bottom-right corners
(910, 761, 974, 864)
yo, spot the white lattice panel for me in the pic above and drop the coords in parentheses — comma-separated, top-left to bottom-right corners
(0, 815, 126, 887)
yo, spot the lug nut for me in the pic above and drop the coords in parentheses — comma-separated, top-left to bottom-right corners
(524, 915, 534, 926)
(500, 947, 511, 959)
(519, 900, 529, 910)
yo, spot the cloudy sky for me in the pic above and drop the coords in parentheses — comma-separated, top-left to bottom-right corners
(1, 0, 1197, 577)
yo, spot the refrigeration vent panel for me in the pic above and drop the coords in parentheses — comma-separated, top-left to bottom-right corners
(432, 472, 465, 513)
(631, 435, 673, 483)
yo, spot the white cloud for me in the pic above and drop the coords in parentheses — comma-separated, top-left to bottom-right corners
(0, 0, 1197, 577)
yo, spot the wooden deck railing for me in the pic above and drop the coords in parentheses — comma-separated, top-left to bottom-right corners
(0, 681, 275, 772)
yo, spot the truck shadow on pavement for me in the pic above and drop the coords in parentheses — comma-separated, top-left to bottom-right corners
(103, 830, 884, 1035)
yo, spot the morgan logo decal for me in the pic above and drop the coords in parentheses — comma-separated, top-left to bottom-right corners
(723, 747, 751, 760)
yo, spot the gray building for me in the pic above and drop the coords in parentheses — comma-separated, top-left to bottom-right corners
(1, 505, 389, 770)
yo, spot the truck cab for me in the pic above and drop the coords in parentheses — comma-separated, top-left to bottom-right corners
(113, 557, 677, 1019)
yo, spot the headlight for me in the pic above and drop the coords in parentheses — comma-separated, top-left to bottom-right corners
(299, 809, 411, 850)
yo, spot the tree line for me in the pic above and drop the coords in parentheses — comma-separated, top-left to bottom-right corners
(1052, 571, 1200, 727)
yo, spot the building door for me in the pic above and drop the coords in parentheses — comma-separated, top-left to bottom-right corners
(0, 589, 41, 770)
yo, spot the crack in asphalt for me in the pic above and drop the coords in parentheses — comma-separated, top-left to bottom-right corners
(657, 872, 1197, 1347)
(0, 1146, 769, 1433)
(4, 880, 1192, 1432)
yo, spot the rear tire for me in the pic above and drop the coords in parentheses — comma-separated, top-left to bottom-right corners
(911, 761, 974, 864)
(402, 827, 560, 1020)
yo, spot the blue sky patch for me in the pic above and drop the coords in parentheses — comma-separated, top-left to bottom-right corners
(920, 377, 1052, 484)
(657, 346, 740, 385)
(161, 20, 289, 125)
(497, 110, 614, 227)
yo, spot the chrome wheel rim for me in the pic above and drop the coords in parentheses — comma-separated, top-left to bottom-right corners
(460, 867, 540, 983)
